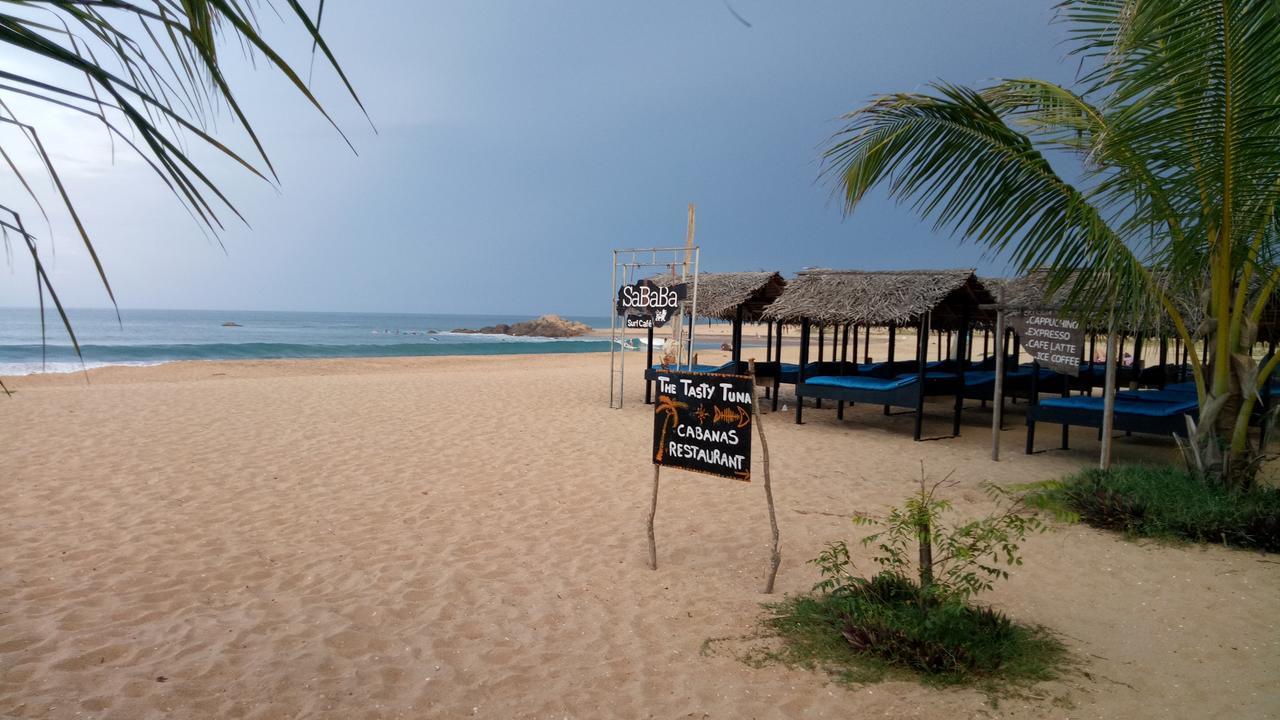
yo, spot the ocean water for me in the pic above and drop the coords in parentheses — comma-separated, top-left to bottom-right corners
(0, 308, 619, 376)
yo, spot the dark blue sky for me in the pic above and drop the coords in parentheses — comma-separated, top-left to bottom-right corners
(1, 1, 1077, 315)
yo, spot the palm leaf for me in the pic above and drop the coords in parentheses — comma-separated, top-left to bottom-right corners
(1, 0, 364, 370)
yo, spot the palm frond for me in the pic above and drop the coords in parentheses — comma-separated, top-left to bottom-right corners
(1, 0, 364, 365)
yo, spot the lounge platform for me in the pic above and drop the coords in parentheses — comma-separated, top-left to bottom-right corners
(1025, 391, 1198, 453)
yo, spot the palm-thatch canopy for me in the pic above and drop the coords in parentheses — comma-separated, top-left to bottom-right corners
(987, 270, 1205, 337)
(653, 271, 786, 322)
(762, 269, 994, 330)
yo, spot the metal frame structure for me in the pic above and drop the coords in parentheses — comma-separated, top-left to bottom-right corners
(610, 246, 700, 408)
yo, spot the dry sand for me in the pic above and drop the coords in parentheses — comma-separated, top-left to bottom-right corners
(1, 349, 1277, 719)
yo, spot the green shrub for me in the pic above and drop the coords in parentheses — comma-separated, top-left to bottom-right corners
(765, 573, 1064, 687)
(1033, 465, 1280, 552)
(765, 467, 1064, 687)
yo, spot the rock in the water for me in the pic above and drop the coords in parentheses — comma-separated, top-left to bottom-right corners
(509, 314, 590, 338)
(453, 314, 590, 338)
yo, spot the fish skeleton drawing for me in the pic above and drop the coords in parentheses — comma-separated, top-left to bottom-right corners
(713, 405, 750, 429)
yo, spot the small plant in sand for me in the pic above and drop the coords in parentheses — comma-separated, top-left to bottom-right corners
(836, 468, 1044, 603)
(765, 465, 1064, 688)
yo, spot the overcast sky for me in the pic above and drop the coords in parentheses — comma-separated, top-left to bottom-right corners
(0, 1, 1075, 316)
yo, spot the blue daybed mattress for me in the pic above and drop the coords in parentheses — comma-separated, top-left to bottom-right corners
(805, 375, 921, 391)
(1038, 395, 1198, 417)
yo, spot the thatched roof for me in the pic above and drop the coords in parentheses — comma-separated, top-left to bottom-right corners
(653, 271, 786, 321)
(988, 270, 1200, 336)
(762, 269, 994, 330)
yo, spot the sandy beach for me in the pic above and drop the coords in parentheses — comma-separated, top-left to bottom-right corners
(2, 350, 1277, 719)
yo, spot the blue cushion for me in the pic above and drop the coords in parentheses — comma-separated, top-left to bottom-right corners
(885, 370, 991, 387)
(1117, 388, 1199, 404)
(806, 375, 920, 391)
(895, 371, 961, 381)
(961, 370, 996, 387)
(1040, 395, 1197, 417)
(1016, 364, 1061, 379)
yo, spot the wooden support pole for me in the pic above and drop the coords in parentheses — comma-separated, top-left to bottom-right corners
(772, 322, 783, 412)
(1263, 338, 1277, 447)
(751, 360, 781, 594)
(992, 310, 1006, 460)
(732, 306, 744, 369)
(1131, 332, 1145, 390)
(914, 313, 930, 441)
(838, 322, 849, 420)
(647, 465, 660, 570)
(1180, 338, 1188, 382)
(952, 312, 968, 438)
(763, 320, 773, 399)
(796, 319, 810, 424)
(1101, 307, 1119, 470)
(1025, 360, 1042, 454)
(1061, 370, 1071, 449)
(886, 322, 897, 415)
(1001, 329, 1013, 421)
(816, 324, 826, 409)
(863, 324, 871, 364)
(645, 322, 655, 404)
(1157, 334, 1168, 388)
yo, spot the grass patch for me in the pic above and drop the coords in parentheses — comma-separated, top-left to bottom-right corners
(1030, 465, 1280, 552)
(762, 573, 1067, 692)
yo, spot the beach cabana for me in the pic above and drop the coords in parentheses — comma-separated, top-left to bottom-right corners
(763, 269, 995, 440)
(643, 271, 786, 398)
(996, 270, 1219, 454)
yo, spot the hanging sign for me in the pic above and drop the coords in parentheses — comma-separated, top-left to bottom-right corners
(616, 280, 688, 328)
(652, 370, 752, 481)
(1008, 311, 1085, 376)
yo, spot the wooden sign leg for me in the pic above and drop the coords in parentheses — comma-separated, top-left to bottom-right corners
(647, 465, 660, 570)
(750, 360, 781, 593)
(761, 435, 780, 594)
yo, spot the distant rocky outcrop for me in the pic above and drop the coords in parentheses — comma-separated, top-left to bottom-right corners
(452, 314, 591, 338)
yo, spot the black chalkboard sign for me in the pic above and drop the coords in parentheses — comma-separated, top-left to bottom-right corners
(651, 370, 753, 481)
(616, 280, 688, 328)
(1008, 311, 1085, 377)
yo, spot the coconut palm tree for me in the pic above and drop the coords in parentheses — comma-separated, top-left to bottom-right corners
(0, 0, 364, 365)
(823, 0, 1279, 486)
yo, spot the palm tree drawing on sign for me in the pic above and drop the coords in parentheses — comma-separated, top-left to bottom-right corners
(654, 395, 688, 462)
